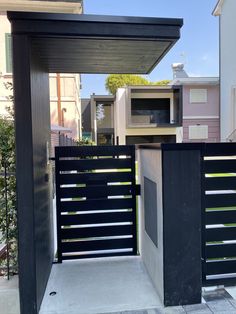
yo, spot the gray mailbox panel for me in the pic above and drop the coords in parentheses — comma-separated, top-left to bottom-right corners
(144, 176, 158, 247)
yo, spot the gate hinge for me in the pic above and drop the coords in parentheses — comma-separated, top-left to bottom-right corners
(135, 184, 141, 195)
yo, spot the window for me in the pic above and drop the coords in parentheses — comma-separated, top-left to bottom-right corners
(96, 102, 114, 129)
(189, 125, 208, 140)
(190, 89, 207, 103)
(5, 33, 12, 73)
(97, 133, 114, 145)
(131, 98, 170, 125)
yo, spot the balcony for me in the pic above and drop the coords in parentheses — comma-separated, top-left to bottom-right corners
(127, 86, 182, 128)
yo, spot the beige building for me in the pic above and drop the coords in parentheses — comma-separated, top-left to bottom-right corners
(84, 85, 183, 146)
(0, 0, 83, 141)
(115, 85, 183, 145)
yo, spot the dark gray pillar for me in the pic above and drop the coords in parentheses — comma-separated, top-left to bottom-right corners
(162, 146, 202, 306)
(13, 35, 53, 314)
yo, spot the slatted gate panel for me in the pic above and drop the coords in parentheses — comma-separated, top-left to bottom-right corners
(55, 145, 137, 262)
(202, 143, 236, 286)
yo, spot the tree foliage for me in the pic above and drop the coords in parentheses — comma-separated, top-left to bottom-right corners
(154, 79, 171, 85)
(76, 137, 94, 146)
(105, 74, 170, 95)
(105, 74, 150, 95)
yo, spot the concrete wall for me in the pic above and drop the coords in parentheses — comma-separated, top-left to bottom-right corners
(138, 144, 202, 306)
(219, 0, 236, 140)
(138, 148, 164, 303)
(115, 88, 127, 144)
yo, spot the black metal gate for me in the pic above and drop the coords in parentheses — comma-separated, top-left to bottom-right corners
(55, 145, 138, 262)
(202, 143, 236, 286)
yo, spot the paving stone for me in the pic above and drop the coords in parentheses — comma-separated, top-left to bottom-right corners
(207, 312, 236, 314)
(207, 299, 236, 313)
(229, 299, 236, 309)
(123, 311, 148, 314)
(146, 309, 163, 314)
(103, 311, 149, 314)
(161, 306, 186, 314)
(183, 303, 212, 313)
(121, 311, 148, 314)
(203, 288, 233, 302)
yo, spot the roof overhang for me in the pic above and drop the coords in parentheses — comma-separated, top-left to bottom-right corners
(0, 0, 82, 14)
(170, 77, 219, 86)
(8, 11, 183, 74)
(91, 95, 115, 101)
(51, 125, 72, 133)
(213, 0, 224, 16)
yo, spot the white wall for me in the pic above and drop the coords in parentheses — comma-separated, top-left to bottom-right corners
(220, 0, 236, 140)
(115, 88, 127, 144)
(138, 148, 164, 303)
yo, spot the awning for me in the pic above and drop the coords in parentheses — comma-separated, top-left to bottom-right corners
(8, 11, 183, 74)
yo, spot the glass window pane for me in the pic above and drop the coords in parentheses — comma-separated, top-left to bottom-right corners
(96, 102, 114, 128)
(131, 98, 170, 124)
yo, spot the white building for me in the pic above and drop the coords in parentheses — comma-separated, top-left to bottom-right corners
(213, 0, 236, 141)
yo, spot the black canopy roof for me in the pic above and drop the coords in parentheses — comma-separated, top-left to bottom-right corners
(8, 11, 183, 74)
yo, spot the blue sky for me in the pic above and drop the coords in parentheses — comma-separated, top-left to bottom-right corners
(81, 0, 219, 98)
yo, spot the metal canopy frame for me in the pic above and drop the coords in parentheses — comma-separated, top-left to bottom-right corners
(7, 11, 183, 314)
(8, 11, 183, 74)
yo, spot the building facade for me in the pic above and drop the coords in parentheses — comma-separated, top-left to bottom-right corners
(83, 64, 219, 145)
(213, 0, 236, 141)
(0, 1, 83, 146)
(170, 64, 219, 143)
(114, 85, 182, 145)
(82, 95, 115, 145)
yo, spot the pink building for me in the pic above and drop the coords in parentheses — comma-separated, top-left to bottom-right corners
(170, 64, 220, 142)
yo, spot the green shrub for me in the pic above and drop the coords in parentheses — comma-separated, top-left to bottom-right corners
(0, 82, 17, 276)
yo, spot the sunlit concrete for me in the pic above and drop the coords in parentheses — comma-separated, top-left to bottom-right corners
(39, 256, 161, 314)
(0, 275, 20, 314)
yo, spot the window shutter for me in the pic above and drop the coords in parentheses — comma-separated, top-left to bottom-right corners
(189, 125, 208, 139)
(5, 33, 12, 73)
(190, 89, 207, 103)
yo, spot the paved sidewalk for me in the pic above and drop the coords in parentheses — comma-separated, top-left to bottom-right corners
(0, 276, 20, 314)
(102, 288, 236, 313)
(103, 299, 236, 313)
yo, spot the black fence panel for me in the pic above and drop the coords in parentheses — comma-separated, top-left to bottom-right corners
(55, 145, 138, 261)
(202, 143, 236, 287)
